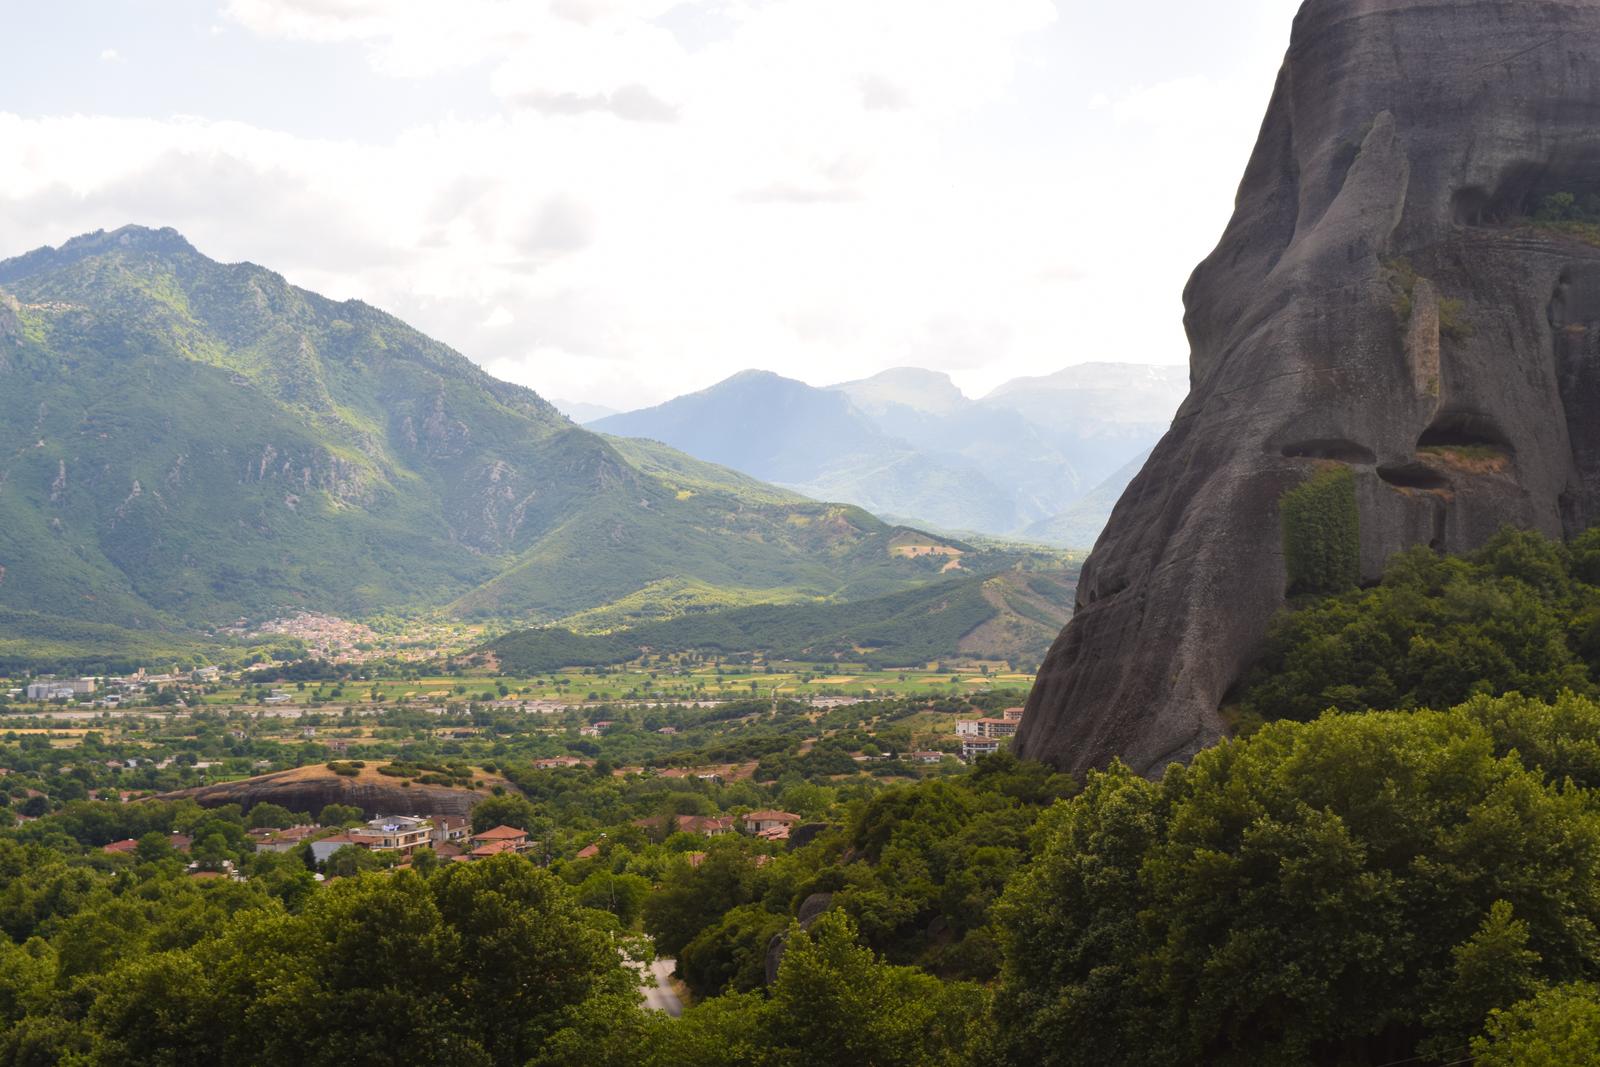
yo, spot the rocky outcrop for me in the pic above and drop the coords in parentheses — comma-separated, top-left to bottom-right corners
(155, 766, 511, 819)
(764, 891, 835, 985)
(1018, 0, 1600, 775)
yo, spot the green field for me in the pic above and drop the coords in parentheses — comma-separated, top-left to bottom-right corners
(203, 662, 1035, 708)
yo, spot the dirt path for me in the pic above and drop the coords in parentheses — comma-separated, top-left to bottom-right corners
(641, 957, 684, 1017)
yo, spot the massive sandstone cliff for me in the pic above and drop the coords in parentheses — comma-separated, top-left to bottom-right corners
(1017, 0, 1600, 775)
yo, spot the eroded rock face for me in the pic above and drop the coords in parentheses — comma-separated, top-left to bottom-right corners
(1017, 0, 1600, 776)
(156, 770, 498, 819)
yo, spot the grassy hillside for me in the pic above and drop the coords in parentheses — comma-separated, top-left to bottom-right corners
(0, 227, 983, 641)
(0, 608, 296, 675)
(481, 564, 1077, 672)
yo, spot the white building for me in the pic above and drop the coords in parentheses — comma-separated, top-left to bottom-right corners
(960, 736, 1003, 760)
(351, 815, 434, 853)
(955, 718, 1020, 739)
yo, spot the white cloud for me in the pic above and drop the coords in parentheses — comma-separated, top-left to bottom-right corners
(4, 0, 1305, 408)
(99, 48, 121, 62)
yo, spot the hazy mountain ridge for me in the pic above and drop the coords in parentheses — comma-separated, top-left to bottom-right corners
(591, 371, 1025, 534)
(590, 363, 1187, 544)
(0, 226, 986, 636)
(550, 398, 619, 424)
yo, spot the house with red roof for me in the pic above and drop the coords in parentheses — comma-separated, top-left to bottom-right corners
(432, 815, 470, 849)
(467, 825, 532, 859)
(741, 811, 801, 835)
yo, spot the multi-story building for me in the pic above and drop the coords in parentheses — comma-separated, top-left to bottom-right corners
(955, 717, 1020, 739)
(350, 815, 434, 854)
(432, 816, 470, 849)
(960, 736, 1003, 761)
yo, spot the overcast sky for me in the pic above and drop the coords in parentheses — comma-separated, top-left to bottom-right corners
(0, 0, 1304, 410)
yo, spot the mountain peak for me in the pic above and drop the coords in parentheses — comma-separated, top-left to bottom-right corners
(830, 366, 967, 415)
(0, 224, 199, 285)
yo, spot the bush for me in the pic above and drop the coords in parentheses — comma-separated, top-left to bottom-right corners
(1473, 983, 1600, 1065)
(1240, 528, 1596, 722)
(1280, 465, 1359, 596)
(993, 701, 1600, 1066)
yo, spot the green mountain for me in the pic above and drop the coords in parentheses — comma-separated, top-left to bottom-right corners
(0, 226, 982, 643)
(482, 565, 1077, 672)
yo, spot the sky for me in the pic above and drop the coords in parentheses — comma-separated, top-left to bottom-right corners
(0, 0, 1305, 411)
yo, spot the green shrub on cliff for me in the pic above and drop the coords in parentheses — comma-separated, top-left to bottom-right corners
(1280, 465, 1360, 596)
(1241, 527, 1600, 722)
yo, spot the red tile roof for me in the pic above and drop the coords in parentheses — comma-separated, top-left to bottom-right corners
(104, 838, 139, 854)
(469, 839, 520, 858)
(743, 811, 800, 823)
(472, 825, 527, 841)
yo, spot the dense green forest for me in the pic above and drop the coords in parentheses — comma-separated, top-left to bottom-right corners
(4, 697, 1600, 1064)
(8, 530, 1600, 1063)
(1236, 526, 1600, 724)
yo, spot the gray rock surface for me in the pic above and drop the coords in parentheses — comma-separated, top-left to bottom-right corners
(156, 767, 499, 819)
(1018, 0, 1600, 775)
(764, 891, 835, 985)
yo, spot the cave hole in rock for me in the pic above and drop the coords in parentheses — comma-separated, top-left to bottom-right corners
(1417, 410, 1513, 452)
(1083, 576, 1129, 607)
(1455, 158, 1600, 226)
(1279, 439, 1376, 464)
(1377, 462, 1451, 490)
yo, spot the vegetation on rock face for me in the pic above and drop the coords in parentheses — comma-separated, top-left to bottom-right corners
(1280, 465, 1360, 596)
(1239, 527, 1600, 724)
(1527, 191, 1600, 247)
(1387, 256, 1421, 322)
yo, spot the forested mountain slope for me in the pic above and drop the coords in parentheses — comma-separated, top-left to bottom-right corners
(0, 227, 973, 634)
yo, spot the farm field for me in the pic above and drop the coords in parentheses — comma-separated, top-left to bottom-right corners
(196, 661, 1036, 709)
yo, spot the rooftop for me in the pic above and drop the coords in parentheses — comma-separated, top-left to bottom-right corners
(472, 825, 528, 840)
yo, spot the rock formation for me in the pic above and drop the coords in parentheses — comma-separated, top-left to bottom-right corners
(155, 765, 517, 819)
(1017, 0, 1600, 775)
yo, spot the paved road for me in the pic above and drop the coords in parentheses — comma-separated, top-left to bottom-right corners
(641, 957, 683, 1017)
